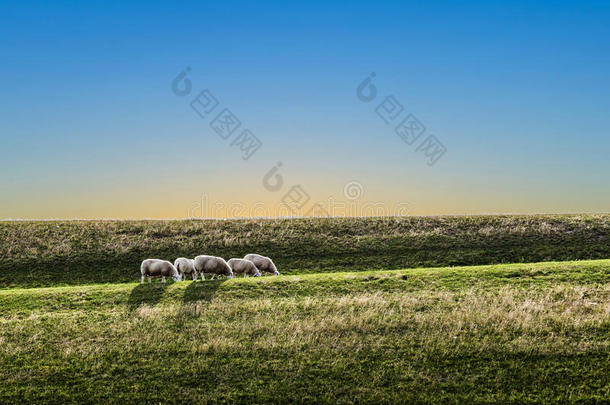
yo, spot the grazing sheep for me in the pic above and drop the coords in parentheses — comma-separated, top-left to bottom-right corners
(174, 257, 198, 281)
(227, 258, 262, 277)
(193, 255, 234, 280)
(140, 259, 181, 283)
(243, 254, 280, 276)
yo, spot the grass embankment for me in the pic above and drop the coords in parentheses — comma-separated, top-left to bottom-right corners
(2, 215, 610, 288)
(1, 260, 609, 403)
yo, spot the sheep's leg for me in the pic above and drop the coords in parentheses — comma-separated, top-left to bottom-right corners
(244, 274, 248, 278)
(147, 276, 152, 283)
(141, 275, 145, 284)
(211, 274, 215, 280)
(162, 276, 166, 283)
(193, 272, 198, 281)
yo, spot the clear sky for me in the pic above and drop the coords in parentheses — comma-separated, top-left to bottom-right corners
(1, 1, 609, 218)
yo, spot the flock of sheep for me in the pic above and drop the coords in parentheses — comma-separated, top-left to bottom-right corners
(140, 254, 279, 283)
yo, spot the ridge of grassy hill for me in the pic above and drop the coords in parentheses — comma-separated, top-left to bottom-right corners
(1, 260, 608, 403)
(1, 215, 610, 288)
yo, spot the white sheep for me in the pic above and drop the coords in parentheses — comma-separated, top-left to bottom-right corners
(174, 257, 198, 281)
(193, 255, 234, 280)
(227, 258, 262, 277)
(243, 253, 280, 276)
(140, 259, 181, 283)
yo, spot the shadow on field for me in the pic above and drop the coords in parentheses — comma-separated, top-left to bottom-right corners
(127, 282, 169, 312)
(182, 278, 226, 305)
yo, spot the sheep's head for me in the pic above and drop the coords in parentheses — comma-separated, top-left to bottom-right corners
(171, 266, 181, 282)
(253, 269, 262, 277)
(268, 260, 279, 276)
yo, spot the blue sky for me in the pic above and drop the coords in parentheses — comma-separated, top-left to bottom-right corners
(1, 1, 609, 218)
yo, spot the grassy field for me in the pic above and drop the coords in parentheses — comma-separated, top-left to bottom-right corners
(2, 215, 610, 288)
(1, 216, 609, 403)
(0, 260, 609, 403)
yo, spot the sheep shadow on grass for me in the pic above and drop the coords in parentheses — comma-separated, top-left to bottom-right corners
(176, 277, 229, 317)
(182, 278, 226, 305)
(127, 282, 170, 312)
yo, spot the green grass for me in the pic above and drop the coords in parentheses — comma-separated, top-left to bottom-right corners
(2, 216, 609, 402)
(2, 214, 610, 288)
(1, 260, 609, 404)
